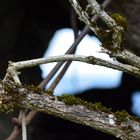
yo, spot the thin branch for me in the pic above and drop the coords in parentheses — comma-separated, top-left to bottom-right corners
(69, 0, 101, 36)
(70, 7, 78, 39)
(112, 49, 140, 69)
(38, 26, 90, 89)
(5, 67, 27, 140)
(87, 0, 117, 27)
(48, 8, 78, 91)
(6, 112, 23, 140)
(7, 54, 140, 77)
(20, 110, 27, 140)
(48, 61, 72, 91)
(39, 0, 111, 89)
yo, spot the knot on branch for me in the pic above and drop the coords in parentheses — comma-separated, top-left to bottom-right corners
(0, 80, 25, 112)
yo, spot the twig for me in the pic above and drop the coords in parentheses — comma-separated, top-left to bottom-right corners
(70, 7, 78, 39)
(48, 61, 72, 90)
(6, 54, 140, 77)
(20, 110, 27, 140)
(48, 8, 78, 91)
(87, 0, 117, 27)
(7, 112, 22, 140)
(111, 49, 140, 69)
(38, 25, 90, 89)
(39, 0, 111, 91)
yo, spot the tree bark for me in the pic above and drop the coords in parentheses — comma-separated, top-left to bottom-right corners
(0, 80, 140, 140)
(108, 0, 140, 55)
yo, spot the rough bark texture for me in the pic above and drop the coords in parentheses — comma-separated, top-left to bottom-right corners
(20, 93, 140, 140)
(0, 0, 140, 140)
(108, 0, 140, 55)
(1, 80, 140, 140)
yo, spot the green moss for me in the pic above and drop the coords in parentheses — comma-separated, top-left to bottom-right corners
(110, 13, 128, 30)
(0, 94, 23, 113)
(25, 84, 43, 94)
(97, 13, 128, 51)
(0, 81, 55, 113)
(0, 82, 25, 113)
(57, 94, 112, 113)
(0, 82, 54, 113)
(114, 110, 140, 123)
(115, 110, 129, 122)
(46, 90, 54, 96)
(24, 84, 53, 95)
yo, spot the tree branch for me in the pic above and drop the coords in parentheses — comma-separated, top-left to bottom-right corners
(3, 0, 140, 139)
(20, 93, 140, 140)
(2, 52, 140, 140)
(1, 81, 140, 140)
(7, 54, 140, 77)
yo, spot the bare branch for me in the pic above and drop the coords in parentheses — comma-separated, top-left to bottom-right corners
(87, 0, 117, 27)
(112, 49, 140, 69)
(6, 54, 140, 78)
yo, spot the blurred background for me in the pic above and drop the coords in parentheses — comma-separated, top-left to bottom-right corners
(0, 0, 140, 139)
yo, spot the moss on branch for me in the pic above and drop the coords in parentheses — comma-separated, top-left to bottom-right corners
(0, 81, 25, 112)
(24, 84, 53, 95)
(57, 94, 112, 113)
(110, 13, 128, 30)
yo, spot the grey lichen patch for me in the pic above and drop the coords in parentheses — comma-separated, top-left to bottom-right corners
(57, 94, 112, 113)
